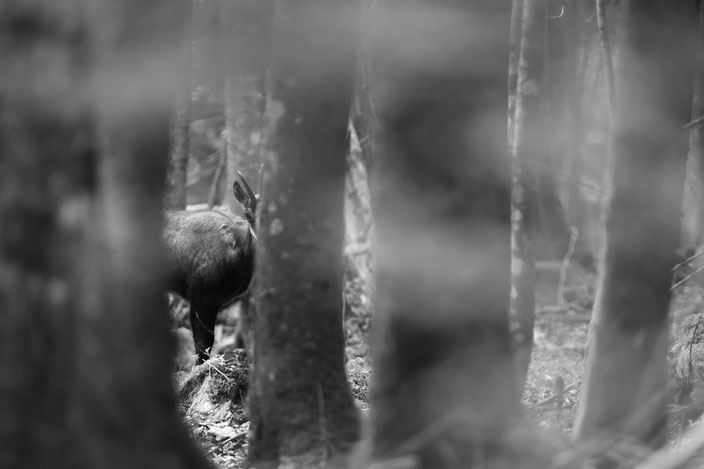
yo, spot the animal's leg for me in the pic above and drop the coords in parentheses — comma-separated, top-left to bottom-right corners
(189, 302, 218, 364)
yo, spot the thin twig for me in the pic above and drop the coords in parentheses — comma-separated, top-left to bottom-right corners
(672, 250, 704, 272)
(204, 430, 248, 456)
(671, 263, 704, 290)
(558, 227, 578, 309)
(207, 361, 229, 380)
(684, 114, 704, 129)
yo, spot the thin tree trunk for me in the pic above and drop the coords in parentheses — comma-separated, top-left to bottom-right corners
(534, 0, 577, 263)
(350, 0, 380, 172)
(248, 0, 361, 466)
(166, 1, 197, 211)
(561, 1, 589, 259)
(218, 0, 273, 214)
(596, 0, 617, 205)
(0, 1, 210, 468)
(510, 0, 545, 392)
(596, 0, 616, 120)
(687, 0, 704, 247)
(366, 1, 549, 468)
(508, 0, 524, 145)
(207, 152, 226, 208)
(573, 0, 698, 453)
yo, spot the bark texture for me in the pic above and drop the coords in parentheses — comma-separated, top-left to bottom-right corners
(573, 0, 698, 452)
(0, 1, 210, 468)
(248, 1, 361, 466)
(366, 1, 548, 468)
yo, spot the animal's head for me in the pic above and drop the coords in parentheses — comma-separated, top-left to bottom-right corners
(233, 171, 258, 227)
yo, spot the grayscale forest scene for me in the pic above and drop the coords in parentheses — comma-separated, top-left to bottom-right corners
(3, 1, 704, 468)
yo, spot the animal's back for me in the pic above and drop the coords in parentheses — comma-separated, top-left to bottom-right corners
(163, 210, 254, 305)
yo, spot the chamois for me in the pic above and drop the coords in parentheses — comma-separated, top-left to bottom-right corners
(163, 172, 257, 363)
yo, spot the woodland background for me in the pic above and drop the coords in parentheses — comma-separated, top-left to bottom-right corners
(3, 1, 704, 469)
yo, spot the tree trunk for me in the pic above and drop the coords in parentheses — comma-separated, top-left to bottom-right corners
(508, 0, 524, 145)
(0, 4, 93, 465)
(685, 0, 704, 247)
(350, 0, 380, 172)
(248, 0, 361, 466)
(510, 0, 545, 392)
(573, 0, 698, 453)
(366, 1, 549, 468)
(0, 2, 210, 469)
(166, 1, 197, 211)
(596, 0, 617, 210)
(533, 0, 576, 263)
(206, 152, 226, 208)
(561, 0, 590, 263)
(218, 0, 273, 214)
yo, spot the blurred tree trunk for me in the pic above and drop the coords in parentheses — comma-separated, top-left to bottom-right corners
(206, 152, 226, 207)
(684, 1, 704, 248)
(510, 0, 545, 392)
(532, 0, 573, 263)
(350, 0, 379, 172)
(513, 0, 570, 270)
(596, 0, 617, 211)
(366, 2, 548, 468)
(508, 0, 524, 144)
(0, 4, 92, 465)
(0, 2, 210, 469)
(166, 1, 198, 211)
(561, 0, 590, 263)
(248, 0, 361, 466)
(573, 0, 698, 453)
(218, 0, 273, 214)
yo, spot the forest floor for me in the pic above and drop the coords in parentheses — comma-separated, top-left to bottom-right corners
(173, 261, 704, 468)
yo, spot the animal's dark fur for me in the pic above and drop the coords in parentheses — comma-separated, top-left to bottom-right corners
(163, 210, 255, 363)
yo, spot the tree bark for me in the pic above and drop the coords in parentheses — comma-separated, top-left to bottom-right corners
(248, 0, 361, 466)
(0, 1, 210, 469)
(510, 0, 545, 392)
(366, 1, 549, 468)
(573, 0, 698, 452)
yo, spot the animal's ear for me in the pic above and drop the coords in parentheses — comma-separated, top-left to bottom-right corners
(233, 171, 258, 222)
(233, 180, 250, 207)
